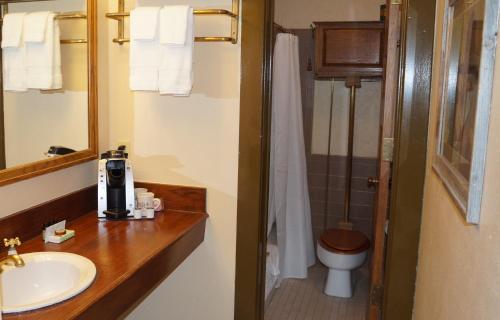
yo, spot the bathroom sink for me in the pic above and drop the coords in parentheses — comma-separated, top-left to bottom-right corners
(1, 252, 96, 313)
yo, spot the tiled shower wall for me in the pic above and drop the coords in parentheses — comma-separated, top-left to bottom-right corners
(295, 29, 378, 244)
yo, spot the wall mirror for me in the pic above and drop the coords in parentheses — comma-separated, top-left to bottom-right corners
(434, 0, 499, 224)
(0, 0, 97, 186)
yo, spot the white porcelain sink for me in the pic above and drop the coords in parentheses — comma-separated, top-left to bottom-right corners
(1, 252, 96, 313)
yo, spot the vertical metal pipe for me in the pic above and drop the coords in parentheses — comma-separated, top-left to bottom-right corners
(118, 0, 125, 45)
(343, 84, 357, 223)
(323, 80, 335, 231)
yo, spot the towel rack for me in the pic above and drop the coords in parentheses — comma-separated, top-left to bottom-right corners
(106, 0, 239, 45)
(0, 6, 88, 44)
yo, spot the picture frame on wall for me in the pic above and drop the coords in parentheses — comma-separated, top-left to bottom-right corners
(433, 0, 500, 224)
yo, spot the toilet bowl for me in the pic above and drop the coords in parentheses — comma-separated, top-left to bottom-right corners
(317, 229, 370, 298)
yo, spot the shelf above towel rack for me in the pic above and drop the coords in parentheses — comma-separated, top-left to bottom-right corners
(105, 0, 239, 45)
(0, 7, 88, 44)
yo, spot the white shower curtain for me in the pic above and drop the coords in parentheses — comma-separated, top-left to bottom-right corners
(268, 33, 315, 280)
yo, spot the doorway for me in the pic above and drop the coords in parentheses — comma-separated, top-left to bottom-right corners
(234, 0, 436, 319)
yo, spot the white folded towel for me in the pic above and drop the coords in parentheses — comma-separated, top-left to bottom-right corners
(24, 12, 62, 90)
(129, 7, 161, 91)
(2, 13, 26, 48)
(159, 5, 189, 45)
(2, 13, 27, 92)
(24, 11, 49, 42)
(158, 6, 194, 96)
(130, 7, 160, 40)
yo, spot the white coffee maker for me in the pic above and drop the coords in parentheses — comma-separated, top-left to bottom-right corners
(97, 146, 135, 220)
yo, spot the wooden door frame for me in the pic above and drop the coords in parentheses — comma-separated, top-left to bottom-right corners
(234, 0, 274, 319)
(368, 1, 401, 319)
(382, 0, 436, 319)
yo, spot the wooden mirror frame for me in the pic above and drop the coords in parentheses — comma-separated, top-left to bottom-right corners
(0, 0, 97, 186)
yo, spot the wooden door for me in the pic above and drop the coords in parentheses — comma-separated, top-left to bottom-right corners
(367, 2, 401, 319)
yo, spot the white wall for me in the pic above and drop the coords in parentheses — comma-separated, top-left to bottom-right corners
(412, 0, 500, 318)
(105, 1, 240, 319)
(275, 0, 385, 158)
(311, 80, 381, 157)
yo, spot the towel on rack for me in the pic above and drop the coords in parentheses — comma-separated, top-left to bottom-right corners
(24, 12, 62, 89)
(129, 7, 161, 91)
(2, 13, 28, 92)
(130, 7, 160, 40)
(159, 5, 190, 45)
(158, 6, 194, 96)
(2, 13, 26, 48)
(24, 11, 49, 42)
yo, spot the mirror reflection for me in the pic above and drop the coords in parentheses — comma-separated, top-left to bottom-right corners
(0, 0, 89, 170)
(441, 0, 484, 180)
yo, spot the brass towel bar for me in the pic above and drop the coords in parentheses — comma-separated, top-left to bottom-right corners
(55, 12, 87, 20)
(0, 9, 88, 44)
(106, 0, 240, 45)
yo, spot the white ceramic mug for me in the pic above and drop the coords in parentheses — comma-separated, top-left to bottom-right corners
(137, 192, 162, 211)
(137, 192, 154, 209)
(134, 188, 148, 209)
(134, 188, 148, 198)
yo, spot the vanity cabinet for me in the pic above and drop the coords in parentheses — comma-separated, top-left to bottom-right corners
(314, 21, 385, 78)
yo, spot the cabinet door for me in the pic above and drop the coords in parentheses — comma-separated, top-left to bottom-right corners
(314, 21, 384, 78)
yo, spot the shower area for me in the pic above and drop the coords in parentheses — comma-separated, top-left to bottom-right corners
(264, 1, 388, 319)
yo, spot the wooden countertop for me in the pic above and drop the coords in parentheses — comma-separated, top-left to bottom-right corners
(4, 209, 208, 320)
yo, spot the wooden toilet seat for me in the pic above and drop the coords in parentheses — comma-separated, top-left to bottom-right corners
(319, 229, 370, 254)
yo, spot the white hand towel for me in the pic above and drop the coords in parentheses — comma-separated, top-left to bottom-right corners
(24, 12, 62, 90)
(2, 13, 27, 92)
(158, 6, 194, 96)
(130, 7, 160, 40)
(129, 7, 161, 91)
(24, 11, 49, 43)
(159, 5, 189, 45)
(2, 13, 26, 48)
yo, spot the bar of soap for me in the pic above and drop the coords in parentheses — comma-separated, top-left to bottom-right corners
(47, 229, 75, 244)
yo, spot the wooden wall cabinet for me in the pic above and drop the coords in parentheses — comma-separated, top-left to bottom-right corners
(314, 21, 385, 78)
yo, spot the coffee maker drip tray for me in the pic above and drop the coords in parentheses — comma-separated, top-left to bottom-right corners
(103, 210, 131, 220)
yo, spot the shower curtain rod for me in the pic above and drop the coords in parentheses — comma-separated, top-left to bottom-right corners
(274, 22, 295, 35)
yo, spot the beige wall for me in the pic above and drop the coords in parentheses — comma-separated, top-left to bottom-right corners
(413, 0, 500, 319)
(109, 1, 240, 319)
(274, 0, 385, 158)
(4, 91, 88, 167)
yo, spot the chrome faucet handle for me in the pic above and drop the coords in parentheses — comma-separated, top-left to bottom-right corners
(4, 237, 21, 250)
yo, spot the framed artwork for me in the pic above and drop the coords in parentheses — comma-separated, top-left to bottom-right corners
(434, 0, 500, 224)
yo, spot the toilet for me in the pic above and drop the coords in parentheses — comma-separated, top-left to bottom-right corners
(317, 229, 370, 298)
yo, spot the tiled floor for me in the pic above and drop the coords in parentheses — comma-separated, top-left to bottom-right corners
(265, 264, 369, 320)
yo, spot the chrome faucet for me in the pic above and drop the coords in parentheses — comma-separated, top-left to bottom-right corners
(0, 237, 25, 272)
